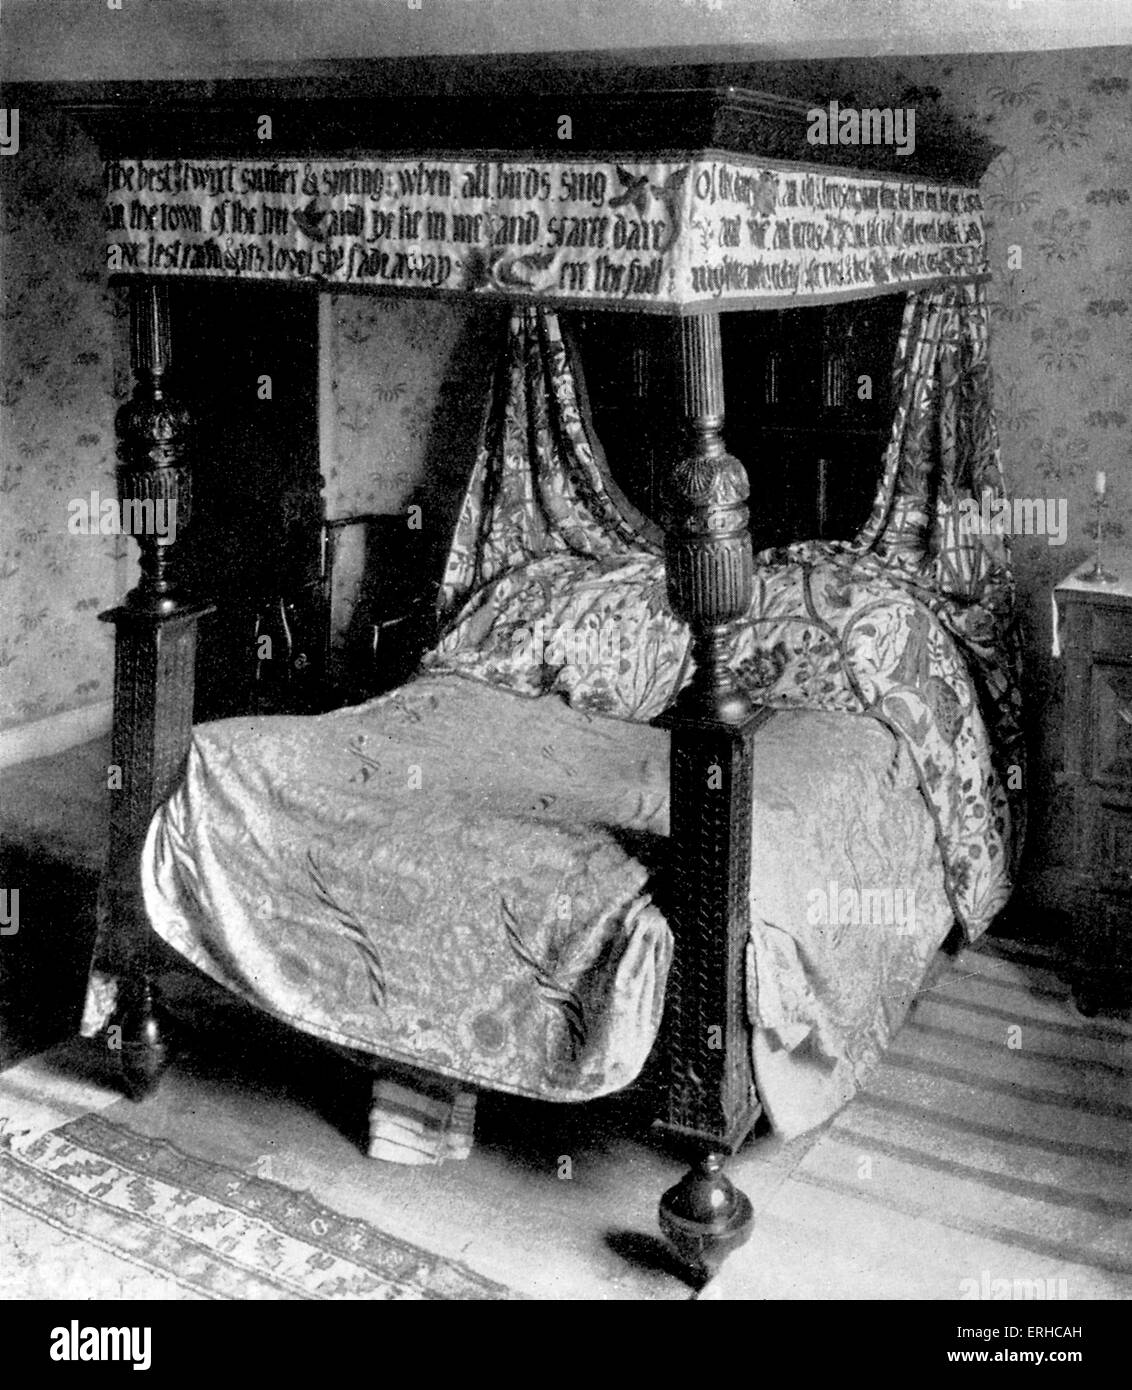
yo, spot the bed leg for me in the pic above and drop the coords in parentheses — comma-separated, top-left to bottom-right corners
(659, 1150, 753, 1290)
(116, 979, 172, 1102)
(107, 869, 174, 1102)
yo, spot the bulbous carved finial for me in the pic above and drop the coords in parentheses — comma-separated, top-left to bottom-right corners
(665, 449, 750, 522)
(115, 284, 194, 614)
(659, 1150, 754, 1288)
(663, 448, 753, 627)
(661, 314, 754, 722)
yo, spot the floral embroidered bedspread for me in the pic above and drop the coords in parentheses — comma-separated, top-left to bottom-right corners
(427, 549, 1015, 937)
(132, 672, 951, 1132)
(134, 678, 672, 1104)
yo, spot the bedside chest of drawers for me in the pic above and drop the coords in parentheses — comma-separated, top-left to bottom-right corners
(1055, 547, 1132, 1015)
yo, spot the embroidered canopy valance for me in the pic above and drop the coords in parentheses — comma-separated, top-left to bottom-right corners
(105, 153, 986, 311)
(97, 85, 992, 313)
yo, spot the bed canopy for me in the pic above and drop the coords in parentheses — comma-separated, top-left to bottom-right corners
(85, 83, 1012, 1280)
(98, 84, 993, 307)
(106, 150, 986, 308)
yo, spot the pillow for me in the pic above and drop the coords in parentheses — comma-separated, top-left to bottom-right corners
(425, 552, 690, 721)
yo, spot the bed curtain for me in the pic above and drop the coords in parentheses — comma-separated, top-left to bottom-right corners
(792, 281, 1027, 856)
(429, 286, 1025, 930)
(436, 310, 664, 613)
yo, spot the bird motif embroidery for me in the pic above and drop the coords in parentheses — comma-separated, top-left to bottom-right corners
(608, 165, 689, 253)
(462, 244, 558, 293)
(649, 165, 690, 238)
(293, 199, 329, 243)
(493, 248, 557, 290)
(609, 166, 652, 216)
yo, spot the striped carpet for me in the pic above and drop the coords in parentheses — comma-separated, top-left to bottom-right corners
(776, 935, 1131, 1300)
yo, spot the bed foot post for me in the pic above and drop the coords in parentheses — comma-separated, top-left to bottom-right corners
(116, 980, 172, 1102)
(98, 280, 210, 1097)
(659, 1150, 753, 1289)
(654, 309, 762, 1292)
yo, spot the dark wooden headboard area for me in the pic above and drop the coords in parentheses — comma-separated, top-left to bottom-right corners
(572, 294, 905, 552)
(169, 292, 907, 722)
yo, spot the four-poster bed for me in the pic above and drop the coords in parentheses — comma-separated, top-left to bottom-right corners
(77, 84, 1018, 1286)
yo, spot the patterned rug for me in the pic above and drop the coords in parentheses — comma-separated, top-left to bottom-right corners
(785, 935, 1132, 1297)
(0, 1113, 518, 1300)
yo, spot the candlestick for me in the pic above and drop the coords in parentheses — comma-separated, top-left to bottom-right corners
(1079, 488, 1117, 584)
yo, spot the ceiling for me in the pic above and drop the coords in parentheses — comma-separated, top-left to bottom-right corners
(2, 0, 1131, 84)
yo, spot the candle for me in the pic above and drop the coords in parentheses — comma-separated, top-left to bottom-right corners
(1095, 470, 1107, 497)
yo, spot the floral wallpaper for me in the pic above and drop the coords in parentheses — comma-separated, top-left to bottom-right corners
(969, 49, 1130, 887)
(852, 48, 1129, 885)
(0, 108, 129, 732)
(325, 296, 462, 518)
(966, 50, 1129, 569)
(324, 294, 500, 525)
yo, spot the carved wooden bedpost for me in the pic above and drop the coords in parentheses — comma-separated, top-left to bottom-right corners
(655, 311, 764, 1287)
(100, 279, 212, 1099)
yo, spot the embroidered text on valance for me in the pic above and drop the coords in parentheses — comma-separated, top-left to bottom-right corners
(106, 155, 987, 310)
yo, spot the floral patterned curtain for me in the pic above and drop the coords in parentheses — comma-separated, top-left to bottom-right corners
(431, 285, 1026, 902)
(774, 280, 1027, 848)
(436, 309, 661, 618)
